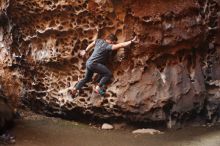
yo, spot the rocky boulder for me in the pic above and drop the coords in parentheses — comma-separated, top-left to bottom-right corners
(0, 0, 219, 126)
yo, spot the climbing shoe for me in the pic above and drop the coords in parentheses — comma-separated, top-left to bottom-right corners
(68, 89, 78, 98)
(95, 87, 106, 96)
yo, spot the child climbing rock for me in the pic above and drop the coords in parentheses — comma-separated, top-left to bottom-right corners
(71, 34, 138, 96)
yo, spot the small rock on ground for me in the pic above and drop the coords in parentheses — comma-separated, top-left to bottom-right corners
(101, 123, 114, 130)
(132, 128, 164, 135)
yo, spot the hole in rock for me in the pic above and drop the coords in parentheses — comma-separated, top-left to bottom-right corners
(79, 98, 86, 102)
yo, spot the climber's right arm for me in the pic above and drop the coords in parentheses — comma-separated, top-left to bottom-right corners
(80, 41, 95, 56)
(85, 41, 95, 52)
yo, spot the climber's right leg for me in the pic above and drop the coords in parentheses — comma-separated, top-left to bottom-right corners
(71, 67, 94, 97)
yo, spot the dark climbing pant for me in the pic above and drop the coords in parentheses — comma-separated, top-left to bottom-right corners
(75, 63, 112, 90)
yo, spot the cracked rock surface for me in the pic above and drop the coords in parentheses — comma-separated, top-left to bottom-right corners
(0, 0, 220, 126)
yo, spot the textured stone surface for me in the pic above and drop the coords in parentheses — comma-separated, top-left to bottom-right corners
(0, 0, 220, 126)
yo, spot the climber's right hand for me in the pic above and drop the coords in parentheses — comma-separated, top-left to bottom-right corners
(79, 50, 86, 57)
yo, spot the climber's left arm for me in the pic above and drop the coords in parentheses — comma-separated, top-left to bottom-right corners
(111, 36, 138, 51)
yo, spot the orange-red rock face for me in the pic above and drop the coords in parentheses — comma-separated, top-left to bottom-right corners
(0, 0, 220, 125)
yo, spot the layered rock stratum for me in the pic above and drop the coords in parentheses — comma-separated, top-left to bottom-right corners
(0, 0, 220, 126)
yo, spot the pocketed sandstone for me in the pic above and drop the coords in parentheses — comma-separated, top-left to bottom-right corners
(0, 0, 219, 126)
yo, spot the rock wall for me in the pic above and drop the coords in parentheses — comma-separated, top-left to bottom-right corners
(0, 0, 220, 126)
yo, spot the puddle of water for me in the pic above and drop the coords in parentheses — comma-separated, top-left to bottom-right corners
(12, 117, 220, 146)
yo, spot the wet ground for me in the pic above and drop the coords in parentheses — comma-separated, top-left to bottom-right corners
(7, 113, 220, 146)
